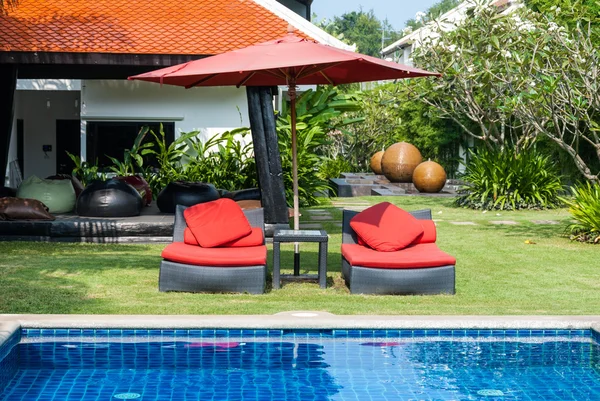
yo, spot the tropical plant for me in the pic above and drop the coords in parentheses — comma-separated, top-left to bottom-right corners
(560, 182, 600, 243)
(317, 156, 358, 181)
(277, 87, 363, 206)
(66, 152, 106, 187)
(183, 128, 258, 191)
(277, 114, 330, 206)
(455, 147, 564, 210)
(106, 126, 153, 176)
(141, 126, 199, 197)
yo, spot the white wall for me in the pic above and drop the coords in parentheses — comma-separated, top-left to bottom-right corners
(81, 80, 249, 142)
(16, 90, 81, 179)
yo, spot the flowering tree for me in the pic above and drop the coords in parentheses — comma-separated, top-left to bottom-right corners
(410, 1, 539, 151)
(411, 0, 600, 182)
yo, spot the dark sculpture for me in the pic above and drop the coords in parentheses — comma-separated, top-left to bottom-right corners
(370, 151, 384, 175)
(381, 142, 423, 183)
(221, 187, 261, 201)
(156, 182, 220, 213)
(412, 161, 447, 193)
(77, 179, 143, 217)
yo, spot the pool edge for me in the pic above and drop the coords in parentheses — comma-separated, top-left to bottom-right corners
(1, 314, 600, 331)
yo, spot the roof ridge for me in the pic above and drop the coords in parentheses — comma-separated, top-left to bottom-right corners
(251, 0, 355, 51)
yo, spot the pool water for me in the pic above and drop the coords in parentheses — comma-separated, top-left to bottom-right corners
(0, 329, 599, 401)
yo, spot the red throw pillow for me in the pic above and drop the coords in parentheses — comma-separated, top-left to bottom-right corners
(350, 202, 424, 252)
(184, 227, 263, 247)
(183, 199, 251, 248)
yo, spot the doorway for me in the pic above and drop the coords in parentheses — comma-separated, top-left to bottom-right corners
(56, 120, 81, 175)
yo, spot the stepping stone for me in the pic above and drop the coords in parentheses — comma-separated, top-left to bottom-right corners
(334, 223, 343, 227)
(490, 220, 518, 225)
(449, 221, 477, 226)
(531, 220, 560, 225)
(300, 223, 323, 229)
(308, 215, 333, 221)
(307, 209, 329, 214)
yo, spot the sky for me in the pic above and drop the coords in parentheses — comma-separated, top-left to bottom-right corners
(311, 0, 442, 31)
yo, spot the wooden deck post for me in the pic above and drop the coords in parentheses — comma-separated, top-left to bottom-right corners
(0, 65, 17, 184)
(246, 86, 289, 234)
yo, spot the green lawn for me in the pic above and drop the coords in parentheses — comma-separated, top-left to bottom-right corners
(0, 196, 598, 315)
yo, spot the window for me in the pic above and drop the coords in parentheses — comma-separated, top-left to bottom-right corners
(86, 121, 174, 169)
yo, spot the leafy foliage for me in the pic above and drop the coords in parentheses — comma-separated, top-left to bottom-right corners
(278, 87, 363, 206)
(106, 126, 153, 176)
(455, 147, 564, 210)
(140, 126, 257, 197)
(561, 182, 600, 243)
(182, 128, 257, 192)
(524, 0, 600, 41)
(412, 0, 600, 184)
(317, 156, 358, 181)
(314, 9, 401, 56)
(327, 82, 463, 175)
(66, 152, 106, 187)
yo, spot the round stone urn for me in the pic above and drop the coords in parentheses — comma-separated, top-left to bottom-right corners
(370, 151, 384, 175)
(412, 161, 447, 193)
(381, 142, 423, 182)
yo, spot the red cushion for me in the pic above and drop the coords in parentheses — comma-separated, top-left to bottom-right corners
(162, 242, 267, 266)
(183, 199, 251, 248)
(350, 202, 424, 252)
(342, 243, 456, 269)
(184, 227, 264, 247)
(415, 220, 436, 244)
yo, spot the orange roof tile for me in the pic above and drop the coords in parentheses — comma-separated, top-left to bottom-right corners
(0, 0, 311, 55)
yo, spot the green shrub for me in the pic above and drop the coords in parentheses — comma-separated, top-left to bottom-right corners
(317, 156, 358, 181)
(561, 182, 600, 243)
(183, 128, 258, 192)
(455, 147, 563, 210)
(66, 152, 106, 187)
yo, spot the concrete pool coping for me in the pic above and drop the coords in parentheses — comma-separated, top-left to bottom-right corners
(2, 314, 599, 356)
(2, 313, 600, 332)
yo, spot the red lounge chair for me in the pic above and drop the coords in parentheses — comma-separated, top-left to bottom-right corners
(159, 205, 267, 294)
(341, 208, 456, 295)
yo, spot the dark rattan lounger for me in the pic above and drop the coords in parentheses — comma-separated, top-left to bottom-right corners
(159, 205, 267, 294)
(342, 209, 455, 295)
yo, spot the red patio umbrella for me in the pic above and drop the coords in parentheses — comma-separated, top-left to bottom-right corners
(129, 33, 439, 267)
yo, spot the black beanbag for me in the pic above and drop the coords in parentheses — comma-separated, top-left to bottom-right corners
(156, 182, 220, 213)
(77, 179, 143, 217)
(221, 187, 261, 201)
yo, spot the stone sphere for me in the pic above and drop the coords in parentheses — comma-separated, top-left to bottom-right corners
(370, 151, 384, 174)
(381, 142, 423, 182)
(412, 161, 447, 193)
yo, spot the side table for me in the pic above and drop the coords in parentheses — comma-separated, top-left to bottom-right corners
(272, 229, 328, 289)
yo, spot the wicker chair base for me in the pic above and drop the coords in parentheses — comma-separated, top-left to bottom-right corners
(159, 260, 266, 294)
(342, 258, 455, 295)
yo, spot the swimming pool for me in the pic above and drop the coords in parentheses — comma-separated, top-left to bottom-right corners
(1, 328, 599, 400)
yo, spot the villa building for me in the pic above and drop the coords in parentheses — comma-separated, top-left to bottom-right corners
(0, 0, 351, 186)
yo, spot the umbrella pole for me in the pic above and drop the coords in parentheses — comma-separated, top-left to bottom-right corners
(290, 82, 301, 276)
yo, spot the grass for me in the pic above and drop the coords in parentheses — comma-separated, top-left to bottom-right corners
(0, 196, 598, 315)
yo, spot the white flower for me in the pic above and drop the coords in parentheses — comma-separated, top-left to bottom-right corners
(415, 11, 426, 22)
(504, 50, 512, 58)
